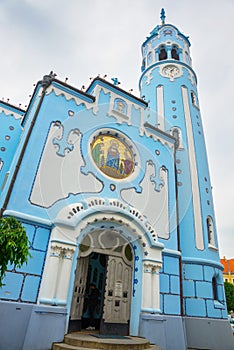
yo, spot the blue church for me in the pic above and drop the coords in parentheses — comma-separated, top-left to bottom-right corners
(0, 9, 233, 350)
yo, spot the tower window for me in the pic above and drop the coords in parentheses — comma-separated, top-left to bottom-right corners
(212, 276, 218, 300)
(142, 58, 146, 72)
(191, 92, 196, 104)
(159, 45, 167, 60)
(191, 91, 199, 109)
(171, 45, 179, 60)
(207, 216, 215, 246)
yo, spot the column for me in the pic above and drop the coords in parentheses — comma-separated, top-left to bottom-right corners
(142, 261, 162, 313)
(142, 262, 153, 311)
(151, 264, 161, 312)
(38, 242, 76, 306)
(178, 48, 183, 62)
(166, 46, 172, 59)
(56, 247, 76, 303)
(155, 49, 159, 62)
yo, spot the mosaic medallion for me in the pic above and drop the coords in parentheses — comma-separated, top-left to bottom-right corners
(91, 134, 134, 179)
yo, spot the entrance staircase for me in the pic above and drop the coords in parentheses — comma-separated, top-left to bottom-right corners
(52, 332, 162, 350)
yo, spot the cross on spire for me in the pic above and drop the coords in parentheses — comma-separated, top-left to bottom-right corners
(160, 8, 166, 25)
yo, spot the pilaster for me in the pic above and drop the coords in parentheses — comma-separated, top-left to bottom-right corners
(142, 260, 162, 313)
(38, 241, 76, 306)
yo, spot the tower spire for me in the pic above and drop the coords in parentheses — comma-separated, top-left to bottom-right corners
(160, 8, 166, 25)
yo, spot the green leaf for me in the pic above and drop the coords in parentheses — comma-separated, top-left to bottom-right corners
(0, 217, 31, 287)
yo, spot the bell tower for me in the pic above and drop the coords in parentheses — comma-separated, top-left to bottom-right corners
(139, 11, 230, 340)
(139, 9, 219, 257)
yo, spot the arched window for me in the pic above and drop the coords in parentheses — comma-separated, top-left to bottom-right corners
(114, 98, 127, 115)
(141, 58, 146, 72)
(159, 45, 167, 60)
(171, 45, 179, 60)
(191, 91, 196, 104)
(207, 216, 215, 246)
(190, 91, 199, 109)
(212, 276, 218, 300)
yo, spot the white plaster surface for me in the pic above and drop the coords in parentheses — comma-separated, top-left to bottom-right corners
(30, 123, 102, 207)
(121, 160, 169, 238)
(181, 86, 204, 250)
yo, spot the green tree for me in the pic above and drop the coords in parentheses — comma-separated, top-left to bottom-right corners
(0, 217, 31, 287)
(224, 281, 234, 313)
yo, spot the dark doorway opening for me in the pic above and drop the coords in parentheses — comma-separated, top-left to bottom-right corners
(69, 233, 133, 336)
(81, 252, 107, 330)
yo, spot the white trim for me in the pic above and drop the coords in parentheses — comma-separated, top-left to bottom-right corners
(0, 107, 24, 120)
(181, 86, 204, 250)
(157, 85, 165, 131)
(44, 85, 99, 114)
(3, 210, 52, 226)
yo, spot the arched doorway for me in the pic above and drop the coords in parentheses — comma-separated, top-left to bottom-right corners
(69, 229, 134, 335)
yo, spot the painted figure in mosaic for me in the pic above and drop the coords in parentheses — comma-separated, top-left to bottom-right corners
(106, 139, 120, 170)
(116, 100, 125, 114)
(123, 148, 133, 175)
(91, 142, 104, 167)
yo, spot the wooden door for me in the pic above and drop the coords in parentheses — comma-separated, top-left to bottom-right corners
(101, 255, 132, 334)
(69, 256, 89, 329)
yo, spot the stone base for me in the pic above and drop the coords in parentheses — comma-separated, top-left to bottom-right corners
(184, 316, 234, 350)
(139, 313, 234, 350)
(139, 313, 187, 350)
(0, 300, 67, 350)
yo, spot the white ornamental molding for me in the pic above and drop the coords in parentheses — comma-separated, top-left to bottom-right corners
(50, 243, 75, 260)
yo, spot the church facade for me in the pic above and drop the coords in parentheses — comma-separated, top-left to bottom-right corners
(0, 10, 233, 350)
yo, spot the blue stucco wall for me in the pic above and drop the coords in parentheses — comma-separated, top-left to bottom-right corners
(160, 251, 181, 315)
(183, 261, 227, 319)
(0, 104, 23, 191)
(0, 221, 50, 303)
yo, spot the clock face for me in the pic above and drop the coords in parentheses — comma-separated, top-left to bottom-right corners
(163, 65, 180, 78)
(161, 65, 181, 80)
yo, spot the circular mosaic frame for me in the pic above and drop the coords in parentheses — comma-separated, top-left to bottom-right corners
(90, 129, 139, 180)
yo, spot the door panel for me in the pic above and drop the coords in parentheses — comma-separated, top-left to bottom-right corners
(70, 256, 89, 320)
(102, 255, 132, 324)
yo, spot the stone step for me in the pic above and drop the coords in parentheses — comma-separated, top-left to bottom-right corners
(52, 332, 162, 350)
(53, 346, 161, 350)
(52, 344, 91, 350)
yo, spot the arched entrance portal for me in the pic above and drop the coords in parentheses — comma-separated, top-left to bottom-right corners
(69, 229, 134, 335)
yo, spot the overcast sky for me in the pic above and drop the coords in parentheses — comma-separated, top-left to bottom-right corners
(0, 0, 233, 258)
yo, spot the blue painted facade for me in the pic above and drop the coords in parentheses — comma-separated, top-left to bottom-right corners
(0, 9, 233, 350)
